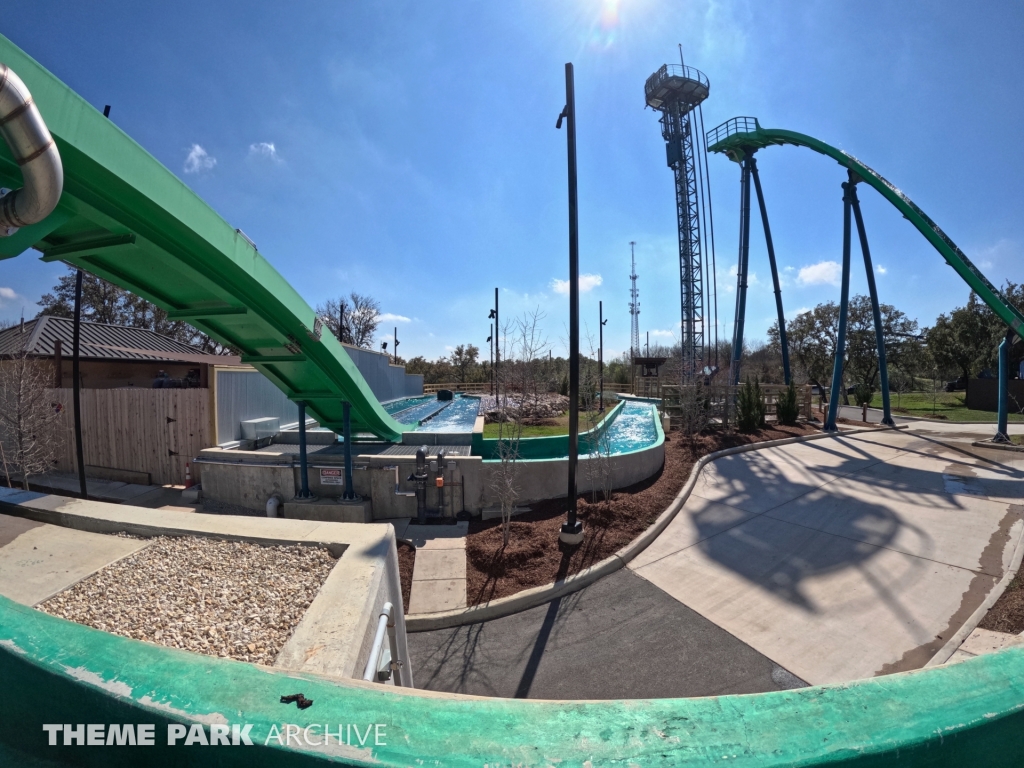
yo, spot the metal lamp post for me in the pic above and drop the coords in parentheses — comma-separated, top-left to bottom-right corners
(599, 301, 607, 411)
(487, 325, 493, 396)
(393, 327, 399, 364)
(557, 62, 583, 543)
(489, 289, 499, 401)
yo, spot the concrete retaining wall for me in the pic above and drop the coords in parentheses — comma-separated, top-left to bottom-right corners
(0, 487, 410, 689)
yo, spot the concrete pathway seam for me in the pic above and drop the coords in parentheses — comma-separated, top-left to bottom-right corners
(405, 425, 895, 632)
(925, 518, 1024, 667)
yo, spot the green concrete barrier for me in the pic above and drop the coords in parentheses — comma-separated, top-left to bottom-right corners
(3, 593, 1024, 765)
(477, 400, 624, 460)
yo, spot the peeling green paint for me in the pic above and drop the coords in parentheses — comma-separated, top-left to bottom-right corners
(3, 594, 1024, 765)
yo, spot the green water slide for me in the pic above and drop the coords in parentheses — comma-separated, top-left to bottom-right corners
(0, 34, 410, 442)
(707, 118, 1024, 339)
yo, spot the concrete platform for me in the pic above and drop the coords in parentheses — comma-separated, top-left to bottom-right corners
(0, 513, 150, 606)
(629, 429, 1024, 686)
(0, 487, 413, 686)
(282, 498, 372, 523)
(408, 522, 468, 615)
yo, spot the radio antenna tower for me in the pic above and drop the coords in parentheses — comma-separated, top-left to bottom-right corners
(628, 241, 640, 360)
(644, 47, 716, 378)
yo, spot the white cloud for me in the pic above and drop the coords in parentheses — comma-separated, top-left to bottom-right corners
(183, 144, 216, 174)
(248, 142, 282, 163)
(649, 329, 675, 338)
(550, 273, 602, 295)
(0, 286, 17, 302)
(797, 261, 841, 286)
(876, 265, 887, 275)
(380, 313, 411, 323)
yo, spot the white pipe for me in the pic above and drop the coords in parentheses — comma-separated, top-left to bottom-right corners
(362, 602, 394, 682)
(0, 64, 63, 235)
(265, 496, 281, 518)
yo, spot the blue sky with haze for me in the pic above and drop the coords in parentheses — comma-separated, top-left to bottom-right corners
(2, 1, 1022, 361)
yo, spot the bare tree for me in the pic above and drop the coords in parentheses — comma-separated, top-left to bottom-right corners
(316, 292, 381, 349)
(580, 327, 614, 502)
(489, 309, 548, 546)
(0, 350, 66, 490)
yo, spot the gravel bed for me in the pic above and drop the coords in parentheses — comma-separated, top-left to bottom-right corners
(38, 535, 337, 665)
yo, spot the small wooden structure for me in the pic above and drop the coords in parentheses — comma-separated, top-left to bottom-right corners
(632, 356, 668, 399)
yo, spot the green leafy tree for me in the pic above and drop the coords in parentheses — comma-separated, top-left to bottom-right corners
(449, 344, 481, 384)
(776, 380, 800, 426)
(737, 376, 766, 432)
(37, 267, 227, 353)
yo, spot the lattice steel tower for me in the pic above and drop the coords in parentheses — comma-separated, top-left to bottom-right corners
(628, 241, 640, 359)
(645, 53, 715, 378)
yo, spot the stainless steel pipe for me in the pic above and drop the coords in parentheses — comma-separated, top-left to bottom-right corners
(0, 63, 63, 235)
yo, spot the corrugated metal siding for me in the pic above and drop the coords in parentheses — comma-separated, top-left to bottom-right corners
(215, 369, 300, 443)
(0, 316, 213, 361)
(214, 349, 422, 444)
(341, 345, 423, 401)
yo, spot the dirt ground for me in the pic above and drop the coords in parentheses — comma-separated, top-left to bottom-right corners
(397, 540, 415, 614)
(466, 422, 820, 606)
(979, 572, 1024, 634)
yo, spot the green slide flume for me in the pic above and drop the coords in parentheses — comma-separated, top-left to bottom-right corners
(0, 34, 409, 442)
(707, 118, 1024, 339)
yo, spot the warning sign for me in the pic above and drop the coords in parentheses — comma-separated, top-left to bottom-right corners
(319, 468, 344, 486)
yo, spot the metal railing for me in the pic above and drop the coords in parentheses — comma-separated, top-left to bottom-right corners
(705, 116, 761, 148)
(422, 382, 488, 394)
(362, 602, 402, 686)
(644, 64, 710, 102)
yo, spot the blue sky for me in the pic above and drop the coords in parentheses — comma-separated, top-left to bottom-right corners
(2, 1, 1022, 361)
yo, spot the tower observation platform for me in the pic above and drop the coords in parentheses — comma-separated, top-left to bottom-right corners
(644, 62, 717, 379)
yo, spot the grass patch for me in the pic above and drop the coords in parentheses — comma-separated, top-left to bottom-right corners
(481, 410, 612, 438)
(873, 391, 1024, 423)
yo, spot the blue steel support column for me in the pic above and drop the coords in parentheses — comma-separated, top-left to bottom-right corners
(996, 334, 1010, 443)
(849, 179, 894, 426)
(825, 182, 855, 432)
(297, 401, 311, 498)
(342, 401, 355, 499)
(749, 156, 790, 385)
(730, 155, 753, 386)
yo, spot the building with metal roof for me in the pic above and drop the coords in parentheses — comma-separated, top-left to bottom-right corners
(0, 316, 240, 388)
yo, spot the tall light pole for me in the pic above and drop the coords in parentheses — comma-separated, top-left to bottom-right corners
(557, 62, 583, 543)
(599, 301, 607, 411)
(488, 288, 499, 401)
(393, 327, 399, 364)
(487, 325, 493, 396)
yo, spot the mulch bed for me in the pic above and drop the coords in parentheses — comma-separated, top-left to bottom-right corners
(397, 540, 415, 615)
(979, 572, 1024, 634)
(466, 422, 820, 606)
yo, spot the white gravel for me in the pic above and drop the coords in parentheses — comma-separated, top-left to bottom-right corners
(38, 535, 337, 666)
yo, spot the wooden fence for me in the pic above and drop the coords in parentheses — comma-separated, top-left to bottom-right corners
(662, 383, 813, 428)
(423, 382, 490, 394)
(50, 388, 212, 486)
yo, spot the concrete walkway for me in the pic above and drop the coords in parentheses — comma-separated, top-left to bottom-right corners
(628, 428, 1024, 685)
(0, 513, 150, 606)
(406, 522, 468, 615)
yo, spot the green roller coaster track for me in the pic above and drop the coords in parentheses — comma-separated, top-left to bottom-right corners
(707, 117, 1024, 340)
(0, 34, 410, 442)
